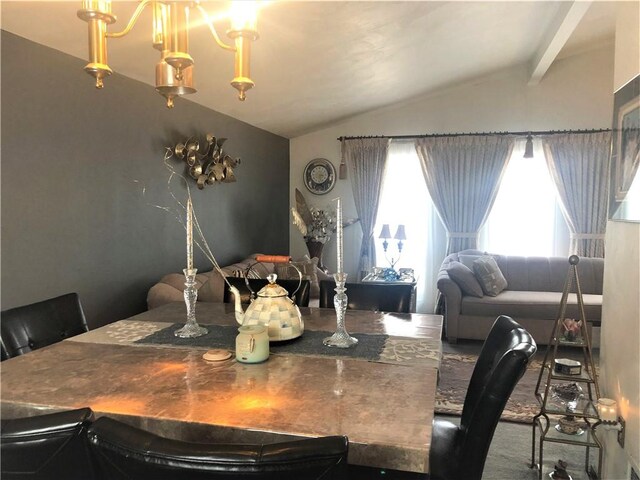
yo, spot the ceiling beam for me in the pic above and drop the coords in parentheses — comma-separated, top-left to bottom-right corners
(528, 1, 592, 86)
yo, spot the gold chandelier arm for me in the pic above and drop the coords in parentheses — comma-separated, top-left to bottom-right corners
(106, 0, 155, 39)
(194, 3, 236, 52)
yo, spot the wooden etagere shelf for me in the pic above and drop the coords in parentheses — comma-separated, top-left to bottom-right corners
(530, 256, 603, 480)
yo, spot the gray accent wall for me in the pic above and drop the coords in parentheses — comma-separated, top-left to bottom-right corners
(1, 31, 290, 328)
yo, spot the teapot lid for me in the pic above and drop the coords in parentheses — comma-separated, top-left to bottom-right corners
(257, 274, 289, 298)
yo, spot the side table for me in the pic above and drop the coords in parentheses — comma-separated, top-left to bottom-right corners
(361, 272, 418, 313)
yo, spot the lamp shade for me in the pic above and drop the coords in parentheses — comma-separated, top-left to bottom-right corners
(379, 224, 391, 239)
(394, 225, 406, 240)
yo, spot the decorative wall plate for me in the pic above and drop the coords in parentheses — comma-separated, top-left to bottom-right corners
(303, 158, 336, 195)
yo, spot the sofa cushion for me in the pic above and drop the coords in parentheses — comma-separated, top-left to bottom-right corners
(446, 261, 484, 298)
(490, 255, 604, 294)
(473, 256, 508, 296)
(460, 290, 602, 324)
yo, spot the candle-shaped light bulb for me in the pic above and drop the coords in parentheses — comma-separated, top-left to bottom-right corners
(336, 198, 343, 275)
(187, 197, 194, 271)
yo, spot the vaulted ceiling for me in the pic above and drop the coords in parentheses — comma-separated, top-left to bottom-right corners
(1, 1, 617, 138)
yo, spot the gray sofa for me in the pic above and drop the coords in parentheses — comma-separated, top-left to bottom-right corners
(437, 249, 604, 344)
(147, 254, 276, 310)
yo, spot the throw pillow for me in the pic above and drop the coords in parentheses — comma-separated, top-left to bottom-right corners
(473, 256, 508, 296)
(458, 254, 482, 271)
(446, 261, 484, 298)
(230, 269, 246, 278)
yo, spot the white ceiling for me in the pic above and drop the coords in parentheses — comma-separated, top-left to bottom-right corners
(1, 1, 617, 138)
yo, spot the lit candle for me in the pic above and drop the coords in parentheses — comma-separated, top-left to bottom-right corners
(187, 197, 194, 271)
(336, 197, 343, 274)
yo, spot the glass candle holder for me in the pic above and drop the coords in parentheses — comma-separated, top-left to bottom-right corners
(174, 268, 208, 338)
(323, 272, 358, 348)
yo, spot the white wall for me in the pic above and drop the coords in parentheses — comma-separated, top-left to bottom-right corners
(599, 3, 640, 479)
(290, 44, 615, 280)
(601, 221, 640, 479)
(613, 2, 640, 92)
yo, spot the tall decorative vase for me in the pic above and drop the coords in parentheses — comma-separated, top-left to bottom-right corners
(305, 239, 328, 272)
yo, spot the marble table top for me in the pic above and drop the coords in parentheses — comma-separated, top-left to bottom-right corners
(0, 302, 442, 474)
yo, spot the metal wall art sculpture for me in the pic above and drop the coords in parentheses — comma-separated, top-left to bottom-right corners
(174, 135, 241, 189)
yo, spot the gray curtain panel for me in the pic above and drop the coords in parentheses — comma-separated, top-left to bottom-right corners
(342, 138, 390, 278)
(414, 135, 514, 254)
(543, 131, 612, 258)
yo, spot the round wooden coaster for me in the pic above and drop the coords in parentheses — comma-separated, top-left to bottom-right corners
(202, 349, 232, 362)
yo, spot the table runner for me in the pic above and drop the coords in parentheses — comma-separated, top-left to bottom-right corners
(69, 320, 441, 368)
(136, 323, 388, 361)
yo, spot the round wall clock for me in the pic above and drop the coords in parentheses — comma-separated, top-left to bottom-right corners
(303, 158, 336, 195)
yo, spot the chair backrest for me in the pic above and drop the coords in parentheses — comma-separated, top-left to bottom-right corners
(222, 277, 311, 307)
(1, 293, 89, 359)
(318, 280, 413, 313)
(1, 408, 96, 480)
(88, 416, 349, 480)
(458, 315, 537, 479)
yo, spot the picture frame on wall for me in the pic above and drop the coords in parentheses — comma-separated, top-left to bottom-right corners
(609, 74, 640, 219)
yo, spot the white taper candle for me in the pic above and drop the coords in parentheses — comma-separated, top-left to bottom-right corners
(336, 197, 343, 274)
(187, 197, 194, 270)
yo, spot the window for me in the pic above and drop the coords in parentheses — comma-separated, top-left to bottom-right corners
(375, 138, 569, 313)
(479, 139, 569, 256)
(375, 141, 447, 313)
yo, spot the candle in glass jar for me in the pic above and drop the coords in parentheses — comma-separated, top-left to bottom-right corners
(187, 197, 194, 270)
(336, 197, 343, 274)
(597, 398, 617, 422)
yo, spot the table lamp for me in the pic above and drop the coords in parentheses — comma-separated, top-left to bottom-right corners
(378, 224, 406, 279)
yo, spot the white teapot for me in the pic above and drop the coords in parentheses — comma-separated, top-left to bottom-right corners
(229, 274, 304, 341)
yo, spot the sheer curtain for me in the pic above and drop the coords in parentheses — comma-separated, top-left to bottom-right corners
(375, 141, 447, 313)
(543, 132, 611, 257)
(415, 135, 514, 253)
(342, 138, 390, 278)
(479, 138, 570, 256)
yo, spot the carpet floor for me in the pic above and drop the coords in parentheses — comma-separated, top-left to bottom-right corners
(436, 352, 542, 423)
(442, 414, 600, 480)
(436, 340, 601, 480)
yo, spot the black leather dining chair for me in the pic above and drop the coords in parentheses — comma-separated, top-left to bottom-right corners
(87, 416, 349, 479)
(223, 277, 311, 307)
(1, 407, 96, 480)
(1, 293, 89, 360)
(319, 280, 413, 313)
(429, 315, 537, 480)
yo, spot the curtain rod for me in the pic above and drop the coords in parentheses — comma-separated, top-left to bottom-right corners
(337, 128, 611, 142)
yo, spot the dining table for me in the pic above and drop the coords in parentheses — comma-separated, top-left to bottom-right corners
(0, 301, 443, 474)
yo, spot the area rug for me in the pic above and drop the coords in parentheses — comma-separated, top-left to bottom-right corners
(436, 352, 543, 424)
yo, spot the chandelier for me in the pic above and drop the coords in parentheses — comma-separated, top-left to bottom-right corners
(77, 1, 259, 108)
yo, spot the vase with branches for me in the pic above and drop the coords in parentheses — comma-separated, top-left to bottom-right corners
(291, 188, 358, 272)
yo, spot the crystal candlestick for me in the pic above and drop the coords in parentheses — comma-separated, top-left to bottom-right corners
(323, 272, 358, 348)
(175, 268, 208, 338)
